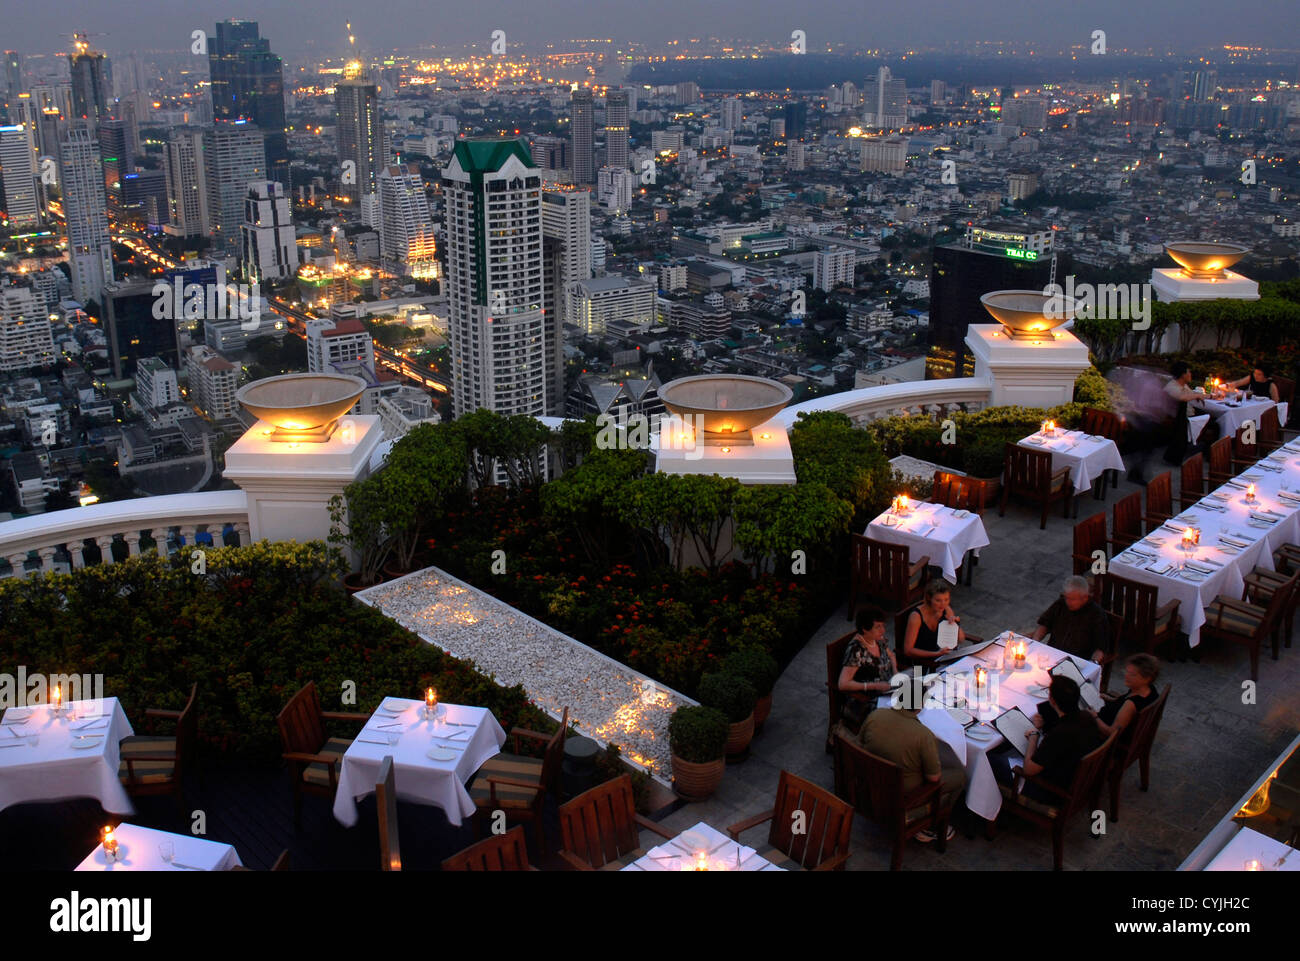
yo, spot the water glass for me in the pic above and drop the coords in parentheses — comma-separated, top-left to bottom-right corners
(1036, 652, 1051, 671)
(159, 841, 174, 863)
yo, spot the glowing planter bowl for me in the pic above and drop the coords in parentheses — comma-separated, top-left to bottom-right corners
(659, 375, 794, 436)
(979, 290, 1077, 340)
(235, 373, 367, 443)
(1164, 241, 1249, 279)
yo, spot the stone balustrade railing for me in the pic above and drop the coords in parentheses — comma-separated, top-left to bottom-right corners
(0, 490, 251, 577)
(772, 377, 994, 429)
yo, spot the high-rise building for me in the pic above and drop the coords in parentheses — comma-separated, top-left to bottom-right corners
(813, 247, 855, 291)
(204, 121, 266, 258)
(1007, 169, 1040, 202)
(542, 187, 592, 413)
(135, 355, 179, 409)
(859, 136, 908, 172)
(306, 316, 374, 374)
(783, 101, 808, 139)
(69, 39, 110, 123)
(720, 97, 743, 130)
(0, 123, 40, 228)
(335, 63, 386, 215)
(566, 275, 656, 337)
(930, 79, 947, 104)
(376, 164, 436, 277)
(186, 345, 239, 420)
(103, 280, 180, 377)
(0, 281, 55, 371)
(570, 89, 595, 184)
(4, 52, 22, 101)
(1000, 96, 1047, 130)
(1192, 69, 1218, 103)
(60, 124, 114, 305)
(208, 20, 288, 185)
(120, 170, 167, 231)
(597, 165, 635, 212)
(440, 138, 546, 430)
(605, 89, 629, 169)
(96, 117, 133, 214)
(863, 67, 906, 128)
(530, 135, 568, 176)
(675, 82, 699, 105)
(163, 127, 209, 239)
(241, 180, 295, 283)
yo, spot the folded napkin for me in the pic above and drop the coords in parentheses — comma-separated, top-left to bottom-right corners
(1197, 501, 1226, 512)
(1278, 490, 1300, 503)
(357, 735, 394, 746)
(1219, 535, 1250, 548)
(1184, 560, 1221, 574)
(1248, 513, 1279, 524)
(1146, 561, 1175, 575)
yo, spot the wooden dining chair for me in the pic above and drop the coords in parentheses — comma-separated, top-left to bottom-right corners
(1231, 424, 1259, 472)
(1257, 406, 1285, 455)
(847, 534, 929, 621)
(469, 706, 568, 855)
(1143, 472, 1173, 532)
(996, 732, 1117, 871)
(1207, 436, 1233, 487)
(1000, 443, 1074, 530)
(826, 630, 863, 751)
(1081, 407, 1124, 495)
(1245, 564, 1299, 651)
(832, 733, 949, 871)
(1179, 453, 1206, 511)
(1107, 684, 1171, 822)
(556, 774, 674, 870)
(932, 471, 989, 515)
(1107, 492, 1143, 552)
(727, 769, 855, 871)
(1097, 572, 1182, 656)
(1201, 571, 1298, 681)
(442, 825, 536, 871)
(119, 682, 199, 813)
(377, 755, 400, 871)
(276, 681, 369, 827)
(1072, 512, 1108, 577)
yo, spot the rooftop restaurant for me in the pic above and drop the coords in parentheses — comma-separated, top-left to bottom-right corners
(1, 246, 1298, 874)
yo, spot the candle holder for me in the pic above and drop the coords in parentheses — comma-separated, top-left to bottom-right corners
(50, 684, 64, 716)
(424, 688, 439, 721)
(1012, 641, 1027, 669)
(1244, 859, 1261, 871)
(891, 494, 911, 516)
(101, 826, 119, 862)
(1245, 484, 1257, 504)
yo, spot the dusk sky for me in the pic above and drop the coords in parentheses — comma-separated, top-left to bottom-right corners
(1, 0, 1297, 57)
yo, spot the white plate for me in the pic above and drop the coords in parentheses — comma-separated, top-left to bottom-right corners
(3, 709, 32, 721)
(426, 747, 458, 762)
(382, 699, 409, 713)
(71, 737, 104, 749)
(952, 509, 969, 519)
(967, 727, 996, 741)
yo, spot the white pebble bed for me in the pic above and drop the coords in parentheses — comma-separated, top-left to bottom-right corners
(356, 566, 692, 780)
(890, 454, 962, 481)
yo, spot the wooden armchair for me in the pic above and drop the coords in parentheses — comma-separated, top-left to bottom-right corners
(826, 631, 862, 751)
(996, 732, 1117, 871)
(1179, 453, 1206, 511)
(1098, 572, 1181, 657)
(832, 733, 949, 870)
(1107, 684, 1171, 822)
(377, 755, 400, 871)
(1072, 512, 1107, 577)
(119, 682, 199, 812)
(1257, 406, 1285, 455)
(276, 681, 369, 826)
(1244, 565, 1299, 650)
(1000, 444, 1074, 530)
(442, 825, 536, 871)
(1107, 492, 1143, 552)
(557, 774, 673, 870)
(932, 471, 989, 514)
(847, 534, 929, 621)
(1231, 424, 1259, 472)
(1081, 407, 1124, 495)
(1143, 472, 1173, 531)
(1208, 437, 1233, 488)
(727, 770, 855, 871)
(469, 706, 568, 854)
(1203, 572, 1299, 680)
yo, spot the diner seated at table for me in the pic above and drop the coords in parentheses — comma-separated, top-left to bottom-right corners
(1030, 575, 1108, 663)
(1091, 654, 1160, 741)
(989, 676, 1104, 804)
(902, 581, 966, 664)
(838, 607, 899, 730)
(1228, 366, 1280, 403)
(857, 681, 964, 842)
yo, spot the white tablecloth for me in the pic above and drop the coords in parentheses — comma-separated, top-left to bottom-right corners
(1019, 430, 1126, 493)
(1196, 396, 1284, 440)
(0, 698, 135, 815)
(1204, 826, 1299, 871)
(867, 501, 991, 583)
(888, 634, 1102, 822)
(623, 820, 785, 871)
(333, 699, 507, 828)
(1110, 447, 1300, 647)
(75, 823, 242, 871)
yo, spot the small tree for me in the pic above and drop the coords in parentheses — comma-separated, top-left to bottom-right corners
(328, 475, 392, 585)
(732, 481, 852, 575)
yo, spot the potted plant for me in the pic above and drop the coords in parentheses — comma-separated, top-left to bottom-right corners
(697, 671, 757, 760)
(722, 647, 779, 732)
(329, 475, 393, 593)
(668, 705, 728, 801)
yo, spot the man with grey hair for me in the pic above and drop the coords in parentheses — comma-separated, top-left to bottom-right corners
(1030, 575, 1109, 662)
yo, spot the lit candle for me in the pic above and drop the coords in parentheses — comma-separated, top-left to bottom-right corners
(51, 684, 62, 712)
(1013, 642, 1026, 667)
(974, 666, 987, 689)
(425, 687, 437, 717)
(1246, 483, 1256, 503)
(694, 851, 709, 871)
(898, 493, 909, 514)
(1182, 527, 1196, 551)
(102, 826, 118, 861)
(1244, 859, 1261, 871)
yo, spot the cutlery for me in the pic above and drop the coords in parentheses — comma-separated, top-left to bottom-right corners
(430, 738, 466, 749)
(168, 861, 203, 871)
(72, 734, 105, 740)
(0, 740, 27, 748)
(356, 736, 394, 746)
(72, 719, 107, 731)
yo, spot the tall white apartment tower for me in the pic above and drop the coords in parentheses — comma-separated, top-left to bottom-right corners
(204, 121, 266, 258)
(377, 164, 437, 277)
(604, 89, 629, 170)
(542, 186, 592, 414)
(0, 281, 56, 371)
(163, 126, 209, 239)
(240, 180, 295, 283)
(60, 123, 114, 304)
(336, 62, 387, 219)
(864, 67, 906, 129)
(720, 97, 744, 130)
(0, 123, 40, 228)
(440, 138, 546, 433)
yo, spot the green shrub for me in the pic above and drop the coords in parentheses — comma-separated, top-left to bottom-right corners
(696, 671, 757, 722)
(721, 647, 779, 697)
(668, 705, 729, 762)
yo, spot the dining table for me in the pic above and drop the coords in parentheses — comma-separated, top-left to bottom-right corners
(0, 698, 135, 816)
(1018, 428, 1126, 494)
(1203, 825, 1299, 872)
(1193, 395, 1285, 442)
(75, 823, 243, 871)
(1109, 441, 1300, 648)
(867, 500, 991, 584)
(332, 698, 507, 828)
(621, 820, 785, 871)
(880, 633, 1103, 822)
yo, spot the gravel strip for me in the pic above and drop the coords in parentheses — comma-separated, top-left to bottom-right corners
(357, 566, 691, 778)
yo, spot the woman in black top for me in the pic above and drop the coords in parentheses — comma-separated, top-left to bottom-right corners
(1092, 653, 1160, 740)
(838, 607, 898, 728)
(902, 580, 967, 665)
(1230, 367, 1280, 403)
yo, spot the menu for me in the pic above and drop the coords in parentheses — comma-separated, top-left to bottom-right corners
(993, 707, 1037, 757)
(1049, 658, 1105, 712)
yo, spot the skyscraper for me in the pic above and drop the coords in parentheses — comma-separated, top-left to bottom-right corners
(204, 121, 266, 258)
(69, 38, 110, 124)
(3, 51, 23, 121)
(60, 124, 114, 305)
(376, 164, 436, 277)
(440, 138, 546, 433)
(604, 89, 629, 170)
(0, 123, 40, 228)
(542, 187, 592, 414)
(720, 97, 743, 130)
(96, 117, 133, 214)
(864, 67, 907, 129)
(1191, 69, 1218, 102)
(0, 281, 55, 372)
(336, 63, 386, 215)
(241, 180, 295, 283)
(783, 101, 808, 139)
(570, 89, 594, 184)
(208, 20, 288, 186)
(163, 126, 209, 239)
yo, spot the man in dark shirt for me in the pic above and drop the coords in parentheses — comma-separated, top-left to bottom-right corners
(1031, 575, 1108, 662)
(988, 676, 1105, 805)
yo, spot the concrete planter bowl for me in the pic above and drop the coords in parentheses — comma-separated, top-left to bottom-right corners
(1164, 241, 1249, 279)
(659, 374, 794, 435)
(979, 289, 1078, 340)
(236, 373, 367, 443)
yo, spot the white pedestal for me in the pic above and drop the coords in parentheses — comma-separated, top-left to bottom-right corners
(1150, 268, 1259, 302)
(654, 418, 796, 484)
(965, 324, 1091, 409)
(224, 416, 384, 549)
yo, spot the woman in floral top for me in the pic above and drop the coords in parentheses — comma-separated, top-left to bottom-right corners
(838, 607, 899, 728)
